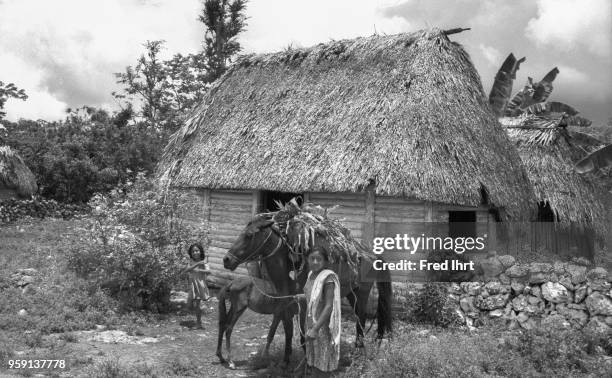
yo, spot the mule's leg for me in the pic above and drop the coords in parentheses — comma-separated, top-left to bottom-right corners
(281, 310, 294, 367)
(225, 305, 247, 370)
(264, 314, 282, 359)
(346, 289, 364, 348)
(216, 292, 230, 363)
(355, 285, 371, 348)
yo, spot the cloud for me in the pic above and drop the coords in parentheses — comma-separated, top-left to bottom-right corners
(479, 44, 502, 66)
(0, 0, 202, 120)
(239, 0, 412, 53)
(525, 0, 611, 57)
(0, 52, 68, 121)
(556, 65, 588, 84)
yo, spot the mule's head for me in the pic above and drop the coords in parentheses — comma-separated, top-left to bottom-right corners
(223, 216, 275, 271)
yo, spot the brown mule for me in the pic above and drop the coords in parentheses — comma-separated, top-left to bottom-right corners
(216, 218, 303, 369)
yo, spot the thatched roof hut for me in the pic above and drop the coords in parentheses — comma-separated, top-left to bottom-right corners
(160, 28, 533, 218)
(0, 146, 37, 199)
(503, 124, 607, 238)
(158, 28, 536, 285)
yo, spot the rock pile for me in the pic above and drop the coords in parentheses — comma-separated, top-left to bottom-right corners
(0, 198, 89, 224)
(453, 254, 611, 333)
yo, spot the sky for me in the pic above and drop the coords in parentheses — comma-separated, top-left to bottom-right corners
(0, 0, 610, 126)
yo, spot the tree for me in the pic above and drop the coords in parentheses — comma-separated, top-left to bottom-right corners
(114, 41, 175, 132)
(197, 0, 248, 82)
(0, 81, 27, 120)
(113, 1, 248, 135)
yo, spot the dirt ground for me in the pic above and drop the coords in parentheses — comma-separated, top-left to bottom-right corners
(2, 301, 364, 377)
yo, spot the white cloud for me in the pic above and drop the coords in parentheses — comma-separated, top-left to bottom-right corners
(0, 0, 202, 121)
(479, 44, 502, 66)
(239, 0, 411, 53)
(0, 52, 67, 121)
(525, 0, 611, 57)
(556, 64, 588, 84)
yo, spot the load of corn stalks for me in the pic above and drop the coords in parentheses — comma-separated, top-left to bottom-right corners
(265, 198, 364, 275)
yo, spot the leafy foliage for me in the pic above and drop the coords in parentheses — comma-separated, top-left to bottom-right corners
(113, 41, 180, 133)
(413, 283, 462, 327)
(2, 107, 164, 203)
(113, 1, 248, 134)
(511, 328, 611, 374)
(198, 0, 249, 81)
(0, 81, 27, 120)
(66, 175, 208, 311)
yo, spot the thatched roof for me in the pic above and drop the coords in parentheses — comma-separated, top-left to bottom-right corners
(0, 146, 37, 197)
(504, 126, 607, 236)
(158, 28, 534, 219)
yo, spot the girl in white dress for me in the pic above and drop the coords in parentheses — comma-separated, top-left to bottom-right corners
(182, 243, 210, 328)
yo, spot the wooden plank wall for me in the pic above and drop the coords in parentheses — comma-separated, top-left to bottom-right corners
(374, 196, 430, 282)
(207, 190, 253, 287)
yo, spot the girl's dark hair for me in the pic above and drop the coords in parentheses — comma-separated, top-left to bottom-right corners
(310, 247, 330, 261)
(188, 243, 205, 261)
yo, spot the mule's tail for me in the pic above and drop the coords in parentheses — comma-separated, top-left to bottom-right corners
(376, 269, 393, 338)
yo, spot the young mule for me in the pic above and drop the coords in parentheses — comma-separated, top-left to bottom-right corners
(216, 217, 304, 369)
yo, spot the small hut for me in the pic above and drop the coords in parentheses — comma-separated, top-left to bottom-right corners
(0, 146, 37, 200)
(502, 125, 607, 255)
(158, 28, 535, 286)
(490, 54, 608, 255)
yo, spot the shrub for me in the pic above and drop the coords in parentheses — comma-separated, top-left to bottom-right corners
(413, 283, 462, 327)
(511, 328, 605, 374)
(344, 330, 527, 378)
(66, 175, 208, 312)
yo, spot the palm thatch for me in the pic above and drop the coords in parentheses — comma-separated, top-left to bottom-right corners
(158, 28, 534, 219)
(505, 131, 606, 236)
(490, 54, 608, 236)
(0, 146, 37, 197)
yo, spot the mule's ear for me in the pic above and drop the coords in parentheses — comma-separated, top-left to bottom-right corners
(261, 219, 275, 228)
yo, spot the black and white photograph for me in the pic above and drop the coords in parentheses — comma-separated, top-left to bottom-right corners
(1, 1, 611, 377)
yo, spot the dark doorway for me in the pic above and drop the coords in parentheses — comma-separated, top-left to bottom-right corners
(261, 190, 303, 212)
(449, 211, 476, 238)
(537, 201, 556, 222)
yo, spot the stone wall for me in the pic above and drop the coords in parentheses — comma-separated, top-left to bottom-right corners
(393, 252, 612, 333)
(454, 253, 611, 332)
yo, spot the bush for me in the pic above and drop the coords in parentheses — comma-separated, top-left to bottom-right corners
(511, 328, 610, 374)
(66, 175, 208, 312)
(413, 283, 462, 327)
(344, 330, 526, 378)
(2, 110, 166, 204)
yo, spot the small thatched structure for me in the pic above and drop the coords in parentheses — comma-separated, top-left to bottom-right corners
(0, 146, 37, 200)
(158, 28, 535, 285)
(503, 123, 607, 241)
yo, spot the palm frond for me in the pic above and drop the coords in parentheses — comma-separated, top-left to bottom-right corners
(532, 67, 559, 102)
(489, 53, 526, 117)
(525, 101, 578, 116)
(575, 144, 612, 174)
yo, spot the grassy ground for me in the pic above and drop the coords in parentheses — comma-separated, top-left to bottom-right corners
(1, 217, 611, 377)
